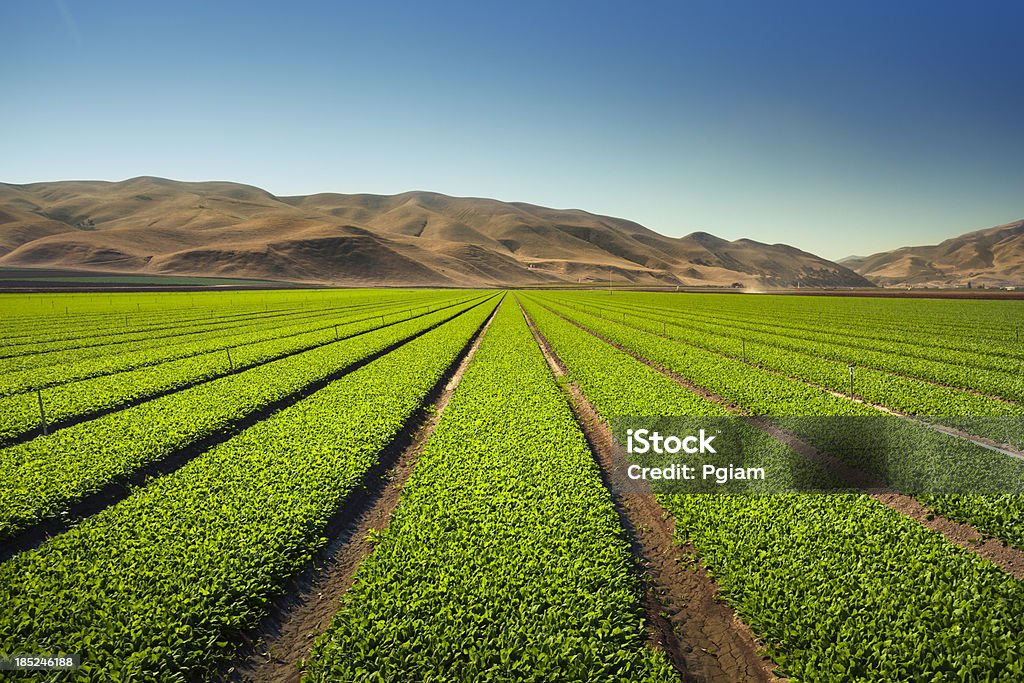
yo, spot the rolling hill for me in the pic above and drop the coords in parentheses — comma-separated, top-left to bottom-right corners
(0, 177, 872, 288)
(844, 219, 1024, 287)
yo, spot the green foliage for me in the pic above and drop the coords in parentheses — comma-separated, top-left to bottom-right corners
(0, 298, 496, 681)
(669, 494, 1024, 682)
(0, 297, 489, 539)
(525, 292, 1024, 682)
(304, 301, 675, 683)
(549, 293, 1024, 436)
(533, 293, 1024, 548)
(2, 288, 1023, 681)
(0, 291, 471, 442)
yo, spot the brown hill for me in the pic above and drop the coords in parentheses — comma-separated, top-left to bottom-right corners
(0, 177, 871, 288)
(847, 219, 1024, 287)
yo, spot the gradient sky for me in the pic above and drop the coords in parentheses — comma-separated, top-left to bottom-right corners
(4, 0, 1023, 259)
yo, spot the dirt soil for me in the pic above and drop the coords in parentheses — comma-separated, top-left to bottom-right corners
(874, 493, 1024, 580)
(519, 298, 779, 683)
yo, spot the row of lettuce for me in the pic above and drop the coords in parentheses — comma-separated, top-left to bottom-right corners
(520, 295, 1024, 682)
(0, 295, 490, 540)
(0, 296, 498, 681)
(305, 301, 673, 682)
(0, 302, 339, 370)
(1, 295, 351, 356)
(532, 294, 1024, 549)
(0, 291, 455, 385)
(559, 294, 1024, 409)
(3, 290, 1022, 681)
(589, 291, 1024, 361)
(0, 298, 682, 682)
(0, 293, 477, 444)
(0, 289, 396, 348)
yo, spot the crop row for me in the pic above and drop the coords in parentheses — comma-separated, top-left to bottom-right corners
(0, 298, 341, 359)
(531, 298, 870, 416)
(705, 292, 1023, 350)
(0, 289, 395, 349)
(565, 291, 1024, 365)
(531, 296, 1024, 548)
(0, 298, 275, 346)
(305, 299, 674, 682)
(2, 305, 266, 349)
(672, 495, 1024, 682)
(551, 296, 1024, 448)
(0, 297, 497, 681)
(0, 291, 448, 378)
(0, 296, 494, 540)
(559, 294, 1024, 403)
(0, 294, 479, 444)
(519, 301, 838, 493)
(522, 296, 1024, 682)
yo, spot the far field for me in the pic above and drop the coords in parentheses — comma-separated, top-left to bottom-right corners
(0, 266, 295, 290)
(0, 288, 1022, 682)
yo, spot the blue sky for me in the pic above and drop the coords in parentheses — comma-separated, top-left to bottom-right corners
(3, 0, 1022, 259)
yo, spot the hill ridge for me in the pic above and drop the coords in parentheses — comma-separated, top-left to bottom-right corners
(847, 218, 1024, 287)
(0, 177, 872, 288)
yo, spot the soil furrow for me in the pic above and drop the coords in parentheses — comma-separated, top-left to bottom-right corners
(518, 298, 779, 683)
(222, 297, 501, 683)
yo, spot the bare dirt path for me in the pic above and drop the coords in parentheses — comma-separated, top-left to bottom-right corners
(518, 298, 779, 683)
(538, 301, 1024, 581)
(222, 301, 500, 683)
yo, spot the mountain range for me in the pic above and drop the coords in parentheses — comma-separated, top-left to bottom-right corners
(0, 177, 871, 288)
(842, 219, 1024, 287)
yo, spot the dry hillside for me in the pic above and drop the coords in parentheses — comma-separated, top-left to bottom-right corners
(844, 219, 1024, 287)
(0, 177, 872, 288)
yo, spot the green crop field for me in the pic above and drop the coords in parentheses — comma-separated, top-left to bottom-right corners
(0, 289, 1022, 682)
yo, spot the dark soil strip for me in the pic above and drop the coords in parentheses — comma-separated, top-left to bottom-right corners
(0, 296, 498, 564)
(543, 303, 1024, 580)
(874, 493, 1024, 580)
(2, 295, 488, 448)
(518, 299, 779, 683)
(221, 297, 501, 683)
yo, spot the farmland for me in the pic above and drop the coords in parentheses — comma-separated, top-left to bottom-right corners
(1, 288, 1022, 682)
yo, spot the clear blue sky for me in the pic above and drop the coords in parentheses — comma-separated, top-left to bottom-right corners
(4, 0, 1022, 259)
